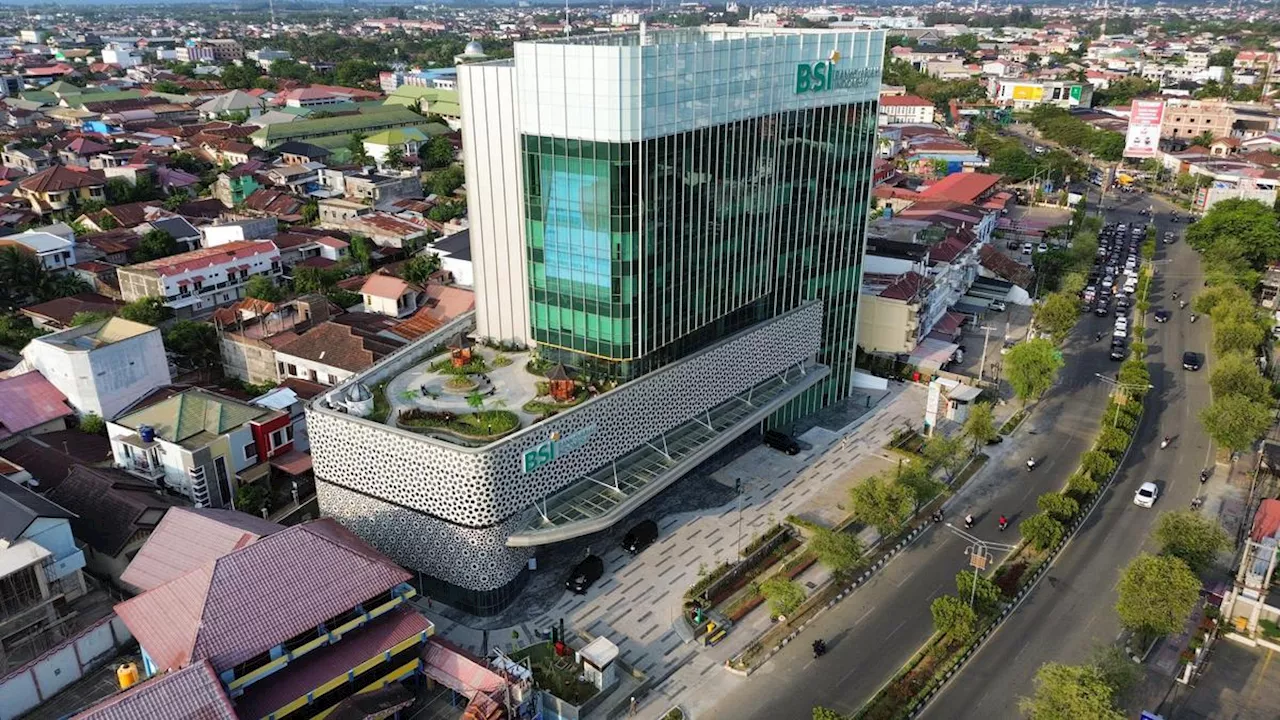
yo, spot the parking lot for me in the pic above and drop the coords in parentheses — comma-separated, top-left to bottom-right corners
(951, 303, 1032, 381)
(1083, 220, 1150, 362)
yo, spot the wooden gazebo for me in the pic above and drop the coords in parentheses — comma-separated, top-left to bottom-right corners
(446, 331, 475, 368)
(545, 363, 577, 402)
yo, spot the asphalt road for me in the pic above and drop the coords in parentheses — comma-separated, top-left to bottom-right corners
(704, 217, 1126, 719)
(921, 192, 1214, 718)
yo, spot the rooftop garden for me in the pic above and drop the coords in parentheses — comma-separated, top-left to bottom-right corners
(396, 407, 520, 440)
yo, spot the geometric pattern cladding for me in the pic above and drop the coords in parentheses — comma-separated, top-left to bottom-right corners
(307, 302, 822, 589)
(315, 481, 532, 592)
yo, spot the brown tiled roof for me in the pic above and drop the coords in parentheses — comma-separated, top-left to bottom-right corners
(113, 519, 411, 674)
(0, 371, 72, 440)
(243, 188, 301, 216)
(279, 377, 328, 400)
(18, 165, 105, 193)
(71, 659, 236, 720)
(45, 465, 185, 556)
(19, 292, 123, 326)
(104, 200, 164, 228)
(120, 507, 283, 593)
(274, 321, 390, 373)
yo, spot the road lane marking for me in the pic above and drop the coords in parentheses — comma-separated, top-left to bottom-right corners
(1246, 649, 1273, 705)
(854, 606, 876, 625)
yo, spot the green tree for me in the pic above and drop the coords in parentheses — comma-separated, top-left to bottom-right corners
(427, 200, 466, 222)
(79, 412, 106, 434)
(848, 474, 915, 537)
(1004, 339, 1065, 405)
(1190, 130, 1215, 147)
(1213, 318, 1266, 356)
(1020, 512, 1065, 551)
(1037, 493, 1080, 521)
(1067, 473, 1099, 497)
(1033, 292, 1081, 342)
(809, 527, 863, 574)
(220, 63, 262, 90)
(963, 401, 998, 451)
(931, 594, 978, 642)
(812, 709, 846, 720)
(348, 234, 373, 272)
(300, 198, 319, 225)
(760, 576, 806, 617)
(1117, 360, 1151, 398)
(956, 570, 1003, 614)
(163, 320, 219, 372)
(1080, 450, 1117, 480)
(1200, 393, 1271, 451)
(1210, 353, 1271, 402)
(466, 391, 486, 411)
(419, 135, 456, 169)
(1115, 554, 1201, 636)
(1095, 427, 1132, 455)
(1185, 199, 1280, 273)
(133, 229, 178, 262)
(402, 253, 442, 286)
(895, 459, 945, 512)
(236, 483, 269, 516)
(1090, 644, 1141, 701)
(71, 310, 112, 326)
(922, 433, 967, 481)
(1154, 511, 1230, 574)
(152, 79, 187, 95)
(245, 275, 284, 303)
(427, 164, 466, 197)
(118, 296, 172, 326)
(347, 132, 371, 166)
(1019, 662, 1126, 720)
(384, 146, 405, 169)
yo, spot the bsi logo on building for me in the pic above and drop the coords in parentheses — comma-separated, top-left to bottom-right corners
(795, 50, 878, 95)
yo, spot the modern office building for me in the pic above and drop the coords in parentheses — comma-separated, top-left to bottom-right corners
(309, 27, 883, 613)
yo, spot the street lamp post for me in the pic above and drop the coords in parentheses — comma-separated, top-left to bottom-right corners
(1094, 373, 1154, 427)
(976, 324, 995, 383)
(943, 523, 1018, 609)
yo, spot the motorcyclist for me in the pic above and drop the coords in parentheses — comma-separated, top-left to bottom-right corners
(1180, 299, 1187, 309)
(964, 513, 975, 529)
(1200, 469, 1209, 484)
(1161, 436, 1170, 448)
(812, 639, 826, 657)
(932, 508, 944, 523)
(998, 515, 1009, 531)
(1026, 457, 1037, 470)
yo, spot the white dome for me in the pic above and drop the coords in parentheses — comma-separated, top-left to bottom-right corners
(464, 40, 485, 56)
(347, 383, 372, 402)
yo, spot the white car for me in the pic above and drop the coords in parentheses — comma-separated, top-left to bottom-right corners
(1022, 242, 1033, 254)
(1113, 326, 1128, 338)
(1038, 242, 1049, 253)
(989, 300, 1007, 312)
(1115, 316, 1129, 329)
(1134, 482, 1159, 508)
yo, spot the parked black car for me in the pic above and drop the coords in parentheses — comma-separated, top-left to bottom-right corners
(622, 519, 659, 554)
(566, 555, 604, 594)
(763, 430, 800, 455)
(1183, 352, 1202, 371)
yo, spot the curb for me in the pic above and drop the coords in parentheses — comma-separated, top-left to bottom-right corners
(899, 400, 1147, 719)
(726, 520, 933, 676)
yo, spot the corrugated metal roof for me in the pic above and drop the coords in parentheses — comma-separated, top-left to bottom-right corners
(113, 389, 272, 448)
(0, 371, 72, 439)
(115, 519, 411, 674)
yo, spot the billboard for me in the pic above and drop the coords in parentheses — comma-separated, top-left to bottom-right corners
(1124, 99, 1165, 158)
(1011, 84, 1044, 101)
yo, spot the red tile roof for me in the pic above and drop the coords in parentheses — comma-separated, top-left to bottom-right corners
(918, 172, 1002, 204)
(72, 659, 236, 720)
(120, 507, 283, 593)
(274, 321, 394, 372)
(114, 519, 411, 674)
(232, 607, 431, 720)
(127, 240, 277, 277)
(18, 165, 106, 193)
(19, 292, 123, 327)
(879, 271, 930, 301)
(879, 94, 933, 107)
(0, 372, 72, 439)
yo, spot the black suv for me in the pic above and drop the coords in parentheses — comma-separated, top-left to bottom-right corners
(1182, 352, 1202, 371)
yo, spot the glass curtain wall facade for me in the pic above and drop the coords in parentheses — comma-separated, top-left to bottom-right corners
(521, 29, 882, 424)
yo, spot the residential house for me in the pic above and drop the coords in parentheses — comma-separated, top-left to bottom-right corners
(116, 241, 283, 319)
(200, 217, 277, 247)
(58, 136, 111, 167)
(897, 199, 1001, 245)
(0, 372, 74, 446)
(879, 94, 936, 125)
(317, 197, 370, 225)
(216, 295, 330, 385)
(197, 90, 266, 120)
(431, 229, 472, 286)
(107, 387, 291, 509)
(336, 212, 433, 250)
(212, 162, 264, 208)
(0, 230, 76, 271)
(86, 519, 432, 720)
(1221, 497, 1280, 643)
(0, 478, 88, 662)
(242, 187, 304, 221)
(20, 317, 172, 420)
(19, 292, 123, 330)
(262, 163, 320, 196)
(119, 506, 282, 593)
(248, 108, 428, 149)
(15, 165, 106, 215)
(1, 146, 51, 174)
(136, 215, 201, 253)
(273, 320, 401, 386)
(271, 230, 348, 268)
(343, 171, 423, 206)
(276, 87, 351, 109)
(362, 127, 428, 168)
(359, 274, 423, 318)
(391, 283, 476, 341)
(44, 465, 184, 591)
(274, 141, 331, 166)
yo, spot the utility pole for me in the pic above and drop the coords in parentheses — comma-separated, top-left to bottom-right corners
(943, 523, 1016, 609)
(977, 324, 996, 382)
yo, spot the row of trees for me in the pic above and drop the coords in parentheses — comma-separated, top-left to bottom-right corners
(1185, 199, 1280, 451)
(1026, 106, 1126, 162)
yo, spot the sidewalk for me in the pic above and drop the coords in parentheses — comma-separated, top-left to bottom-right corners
(425, 382, 938, 717)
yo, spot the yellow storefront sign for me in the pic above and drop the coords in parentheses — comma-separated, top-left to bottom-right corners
(1011, 85, 1044, 101)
